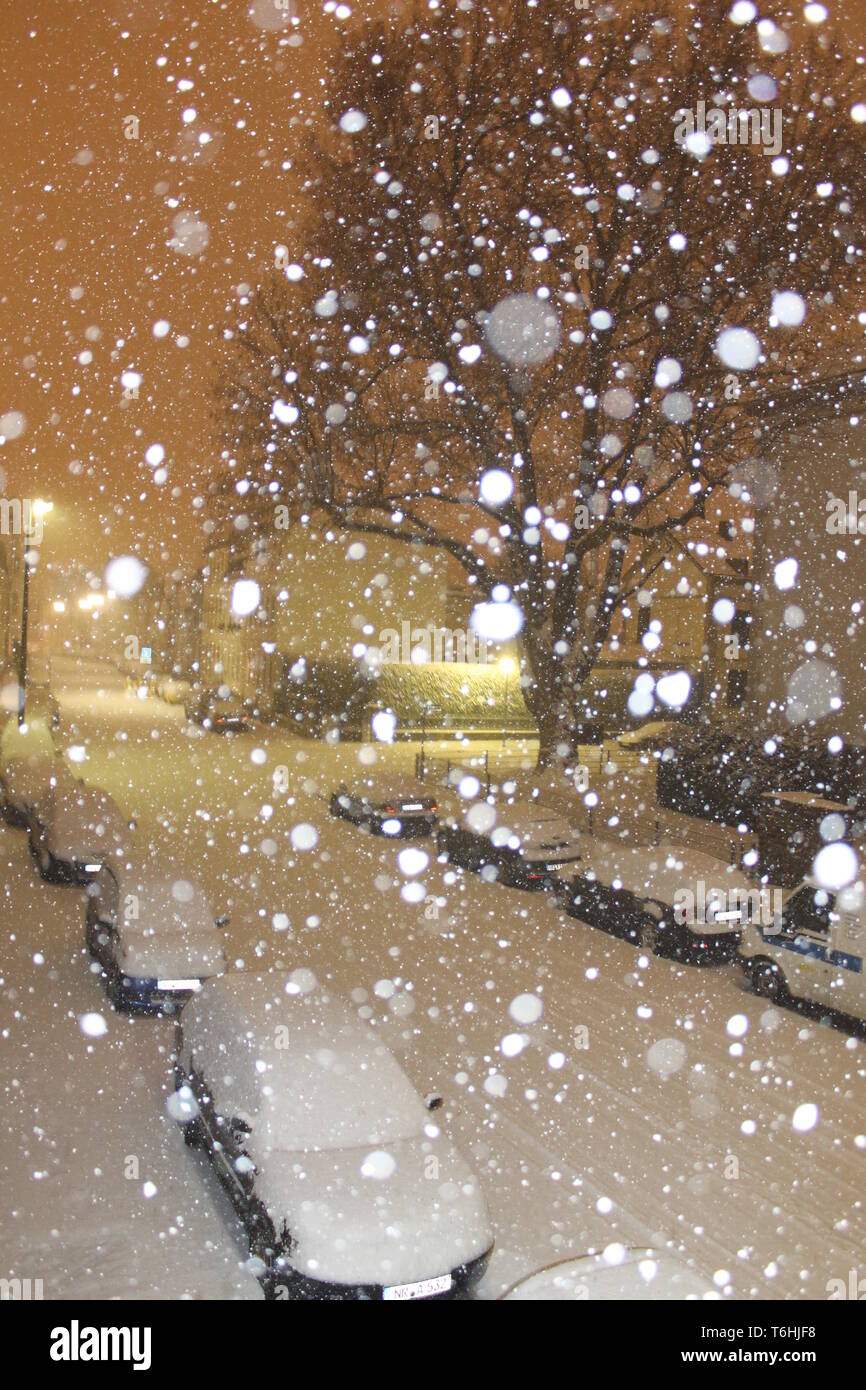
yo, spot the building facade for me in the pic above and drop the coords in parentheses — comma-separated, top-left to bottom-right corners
(747, 418, 866, 746)
(198, 490, 753, 737)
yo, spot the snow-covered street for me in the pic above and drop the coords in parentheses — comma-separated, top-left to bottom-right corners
(2, 655, 863, 1301)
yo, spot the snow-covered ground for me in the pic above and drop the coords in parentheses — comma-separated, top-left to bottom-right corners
(2, 654, 864, 1300)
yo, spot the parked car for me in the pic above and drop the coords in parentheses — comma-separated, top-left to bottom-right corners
(173, 972, 493, 1299)
(329, 777, 438, 837)
(0, 755, 75, 829)
(156, 675, 191, 706)
(502, 1249, 717, 1300)
(437, 799, 582, 889)
(738, 877, 866, 1023)
(28, 781, 133, 884)
(555, 838, 755, 963)
(85, 862, 227, 1013)
(186, 690, 250, 733)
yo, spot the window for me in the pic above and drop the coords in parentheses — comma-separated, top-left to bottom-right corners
(727, 668, 747, 707)
(637, 606, 651, 639)
(784, 888, 833, 937)
(732, 611, 751, 650)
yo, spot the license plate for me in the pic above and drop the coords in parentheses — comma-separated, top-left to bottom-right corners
(383, 1273, 452, 1301)
(402, 803, 423, 811)
(157, 979, 202, 992)
(84, 863, 102, 873)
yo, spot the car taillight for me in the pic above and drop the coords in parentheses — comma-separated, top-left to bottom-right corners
(384, 805, 396, 814)
(430, 804, 437, 813)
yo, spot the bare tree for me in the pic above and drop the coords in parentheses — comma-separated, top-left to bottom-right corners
(216, 0, 866, 765)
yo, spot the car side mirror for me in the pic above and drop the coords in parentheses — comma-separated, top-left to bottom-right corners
(215, 915, 230, 928)
(425, 1094, 443, 1111)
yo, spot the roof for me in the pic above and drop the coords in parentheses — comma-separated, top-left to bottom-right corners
(576, 838, 752, 902)
(470, 800, 573, 843)
(111, 868, 215, 933)
(345, 775, 432, 801)
(183, 973, 426, 1152)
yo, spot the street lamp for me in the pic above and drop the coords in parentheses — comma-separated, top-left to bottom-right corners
(499, 656, 516, 745)
(17, 499, 52, 724)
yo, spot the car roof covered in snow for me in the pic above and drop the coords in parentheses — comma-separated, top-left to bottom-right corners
(183, 973, 428, 1153)
(0, 755, 76, 807)
(502, 1250, 715, 1301)
(572, 837, 753, 904)
(343, 775, 433, 802)
(43, 782, 128, 836)
(103, 865, 216, 933)
(469, 799, 573, 840)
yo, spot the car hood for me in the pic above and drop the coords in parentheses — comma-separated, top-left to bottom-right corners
(117, 929, 226, 981)
(251, 1132, 492, 1288)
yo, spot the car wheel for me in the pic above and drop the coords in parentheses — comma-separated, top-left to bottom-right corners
(247, 1199, 277, 1266)
(31, 838, 56, 882)
(752, 959, 787, 1002)
(85, 915, 100, 957)
(181, 1114, 205, 1148)
(639, 918, 660, 953)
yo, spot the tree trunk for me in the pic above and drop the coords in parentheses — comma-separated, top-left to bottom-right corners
(521, 630, 601, 770)
(520, 640, 575, 770)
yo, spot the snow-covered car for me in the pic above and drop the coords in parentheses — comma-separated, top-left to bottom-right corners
(0, 754, 75, 829)
(437, 799, 581, 889)
(156, 675, 191, 705)
(28, 781, 133, 884)
(192, 692, 250, 733)
(85, 863, 228, 1013)
(173, 973, 493, 1299)
(738, 877, 866, 1022)
(502, 1249, 717, 1300)
(329, 777, 438, 837)
(555, 839, 755, 963)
